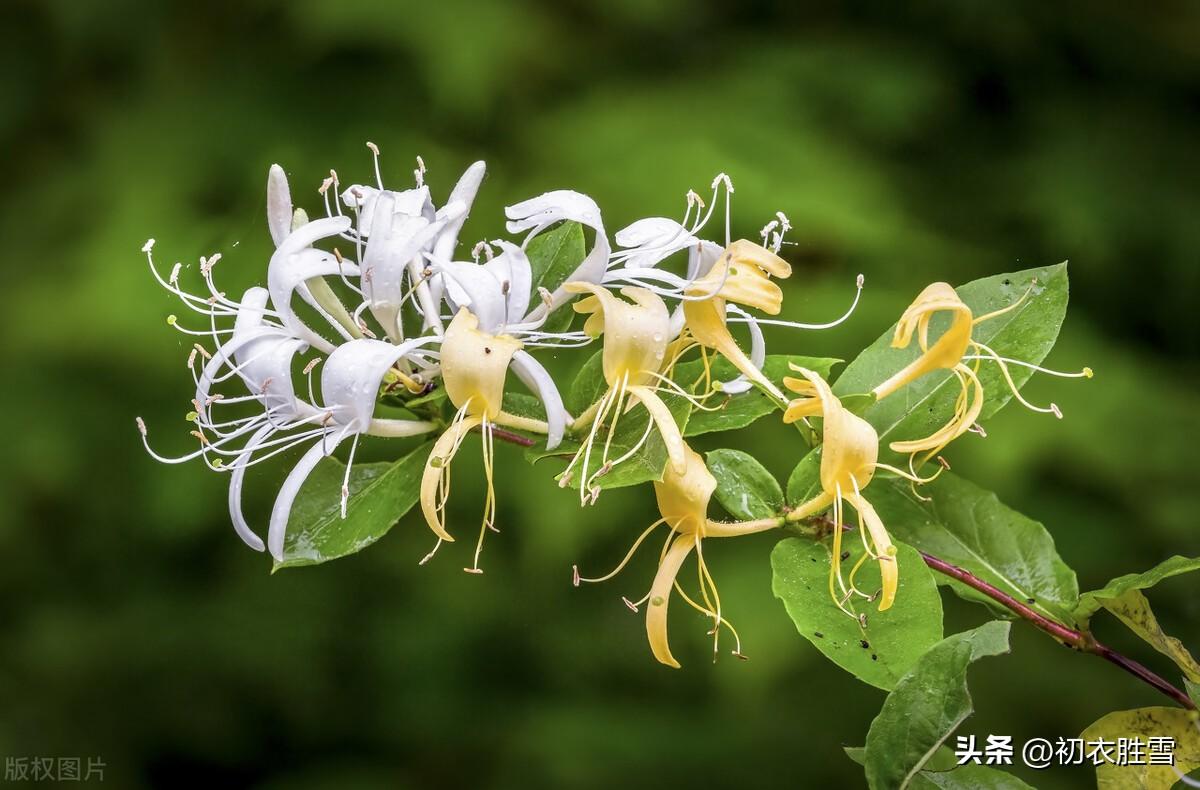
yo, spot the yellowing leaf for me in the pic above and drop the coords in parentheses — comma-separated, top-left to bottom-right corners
(1081, 707, 1200, 790)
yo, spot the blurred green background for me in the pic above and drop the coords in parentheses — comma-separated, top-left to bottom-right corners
(2, 1, 1199, 787)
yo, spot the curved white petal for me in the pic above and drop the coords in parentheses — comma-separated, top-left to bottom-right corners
(687, 240, 724, 281)
(268, 236, 360, 354)
(228, 423, 275, 551)
(505, 190, 610, 319)
(267, 165, 293, 247)
(432, 161, 486, 262)
(484, 241, 532, 325)
(267, 433, 344, 561)
(320, 337, 442, 429)
(614, 217, 697, 268)
(510, 350, 570, 449)
(436, 260, 507, 333)
(344, 185, 435, 234)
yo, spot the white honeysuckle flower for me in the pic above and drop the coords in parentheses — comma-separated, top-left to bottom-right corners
(139, 279, 442, 555)
(427, 239, 576, 446)
(266, 214, 361, 353)
(505, 189, 611, 321)
(331, 148, 488, 337)
(358, 189, 455, 342)
(267, 165, 364, 343)
(266, 336, 441, 560)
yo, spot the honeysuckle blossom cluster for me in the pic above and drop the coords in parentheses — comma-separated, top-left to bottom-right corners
(138, 150, 1089, 669)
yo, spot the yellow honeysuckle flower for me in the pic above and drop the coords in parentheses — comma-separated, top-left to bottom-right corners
(574, 442, 781, 668)
(558, 283, 690, 504)
(784, 365, 899, 616)
(676, 239, 792, 400)
(872, 282, 1092, 465)
(420, 307, 526, 573)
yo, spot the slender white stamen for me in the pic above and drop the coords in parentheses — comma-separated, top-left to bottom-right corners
(727, 274, 864, 330)
(366, 142, 383, 189)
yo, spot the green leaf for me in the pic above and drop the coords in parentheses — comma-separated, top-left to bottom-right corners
(785, 447, 823, 506)
(526, 220, 586, 334)
(274, 441, 432, 570)
(526, 391, 692, 491)
(845, 748, 1034, 790)
(1092, 590, 1200, 684)
(864, 621, 1012, 790)
(834, 264, 1070, 461)
(1075, 556, 1200, 683)
(526, 220, 586, 297)
(1075, 555, 1200, 623)
(566, 349, 606, 415)
(502, 391, 547, 420)
(870, 473, 1079, 624)
(771, 537, 944, 690)
(706, 449, 783, 520)
(672, 354, 840, 437)
(1186, 679, 1199, 707)
(1081, 707, 1200, 790)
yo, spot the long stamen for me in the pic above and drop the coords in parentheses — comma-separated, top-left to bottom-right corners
(961, 353, 1092, 379)
(973, 282, 1034, 325)
(727, 273, 865, 330)
(972, 341, 1064, 417)
(574, 518, 668, 585)
(340, 431, 361, 518)
(366, 142, 383, 189)
(671, 579, 744, 658)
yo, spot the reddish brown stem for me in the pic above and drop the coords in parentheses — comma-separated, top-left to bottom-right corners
(480, 425, 536, 447)
(921, 551, 1196, 711)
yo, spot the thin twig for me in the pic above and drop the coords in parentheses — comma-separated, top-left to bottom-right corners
(482, 425, 536, 447)
(921, 551, 1195, 710)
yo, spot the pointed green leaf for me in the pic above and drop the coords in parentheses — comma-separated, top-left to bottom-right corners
(864, 621, 1012, 790)
(771, 537, 943, 690)
(671, 354, 840, 437)
(1075, 555, 1200, 623)
(1075, 556, 1200, 682)
(525, 220, 586, 334)
(274, 441, 432, 570)
(870, 473, 1078, 624)
(1081, 707, 1200, 790)
(706, 449, 783, 520)
(834, 264, 1071, 461)
(1186, 679, 1199, 707)
(1092, 590, 1200, 684)
(785, 447, 823, 506)
(566, 349, 606, 415)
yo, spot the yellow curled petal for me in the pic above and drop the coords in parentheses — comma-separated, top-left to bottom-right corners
(889, 363, 984, 455)
(727, 238, 792, 278)
(874, 283, 973, 400)
(646, 533, 695, 669)
(441, 308, 523, 418)
(682, 298, 786, 401)
(849, 492, 897, 611)
(419, 414, 483, 542)
(684, 240, 789, 315)
(630, 385, 687, 475)
(789, 367, 879, 495)
(566, 283, 670, 387)
(653, 442, 715, 534)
